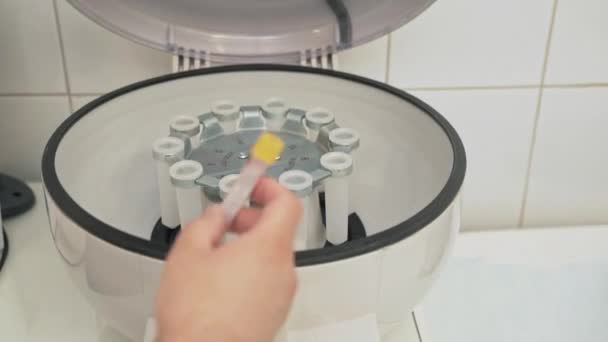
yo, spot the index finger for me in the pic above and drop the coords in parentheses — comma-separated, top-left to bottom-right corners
(248, 177, 302, 243)
(250, 177, 289, 205)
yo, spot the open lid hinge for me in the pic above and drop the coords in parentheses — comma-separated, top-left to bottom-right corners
(300, 48, 339, 70)
(171, 48, 339, 72)
(172, 49, 211, 72)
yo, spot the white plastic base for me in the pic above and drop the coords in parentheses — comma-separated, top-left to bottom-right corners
(287, 314, 381, 342)
(46, 69, 461, 342)
(138, 315, 420, 342)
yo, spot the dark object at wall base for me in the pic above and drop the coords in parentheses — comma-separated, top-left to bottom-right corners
(0, 227, 9, 273)
(0, 173, 35, 219)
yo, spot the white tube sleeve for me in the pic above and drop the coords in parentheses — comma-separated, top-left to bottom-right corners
(152, 137, 185, 229)
(305, 108, 334, 141)
(278, 170, 318, 250)
(175, 187, 205, 228)
(170, 115, 201, 149)
(262, 97, 288, 132)
(320, 152, 353, 245)
(170, 160, 205, 228)
(212, 100, 239, 135)
(324, 177, 349, 245)
(156, 161, 179, 228)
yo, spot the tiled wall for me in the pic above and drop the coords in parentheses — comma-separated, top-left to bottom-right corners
(1, 0, 607, 231)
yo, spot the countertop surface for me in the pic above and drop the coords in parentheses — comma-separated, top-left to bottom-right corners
(2, 183, 608, 342)
(416, 225, 608, 342)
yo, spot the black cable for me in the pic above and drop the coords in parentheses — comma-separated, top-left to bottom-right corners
(0, 226, 8, 273)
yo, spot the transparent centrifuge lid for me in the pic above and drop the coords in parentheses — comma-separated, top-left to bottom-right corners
(67, 0, 437, 63)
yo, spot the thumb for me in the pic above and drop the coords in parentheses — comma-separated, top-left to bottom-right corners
(172, 205, 226, 253)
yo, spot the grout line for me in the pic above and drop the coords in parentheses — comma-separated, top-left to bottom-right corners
(412, 311, 424, 342)
(52, 0, 74, 112)
(71, 93, 105, 97)
(544, 82, 608, 89)
(518, 0, 560, 228)
(404, 84, 540, 92)
(3, 81, 605, 98)
(1, 85, 604, 98)
(384, 34, 393, 84)
(0, 93, 68, 97)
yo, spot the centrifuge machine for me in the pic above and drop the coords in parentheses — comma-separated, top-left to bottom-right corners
(41, 1, 466, 341)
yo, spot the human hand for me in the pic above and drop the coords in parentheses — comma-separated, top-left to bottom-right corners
(155, 177, 302, 342)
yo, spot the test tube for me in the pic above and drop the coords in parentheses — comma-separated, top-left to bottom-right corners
(221, 133, 284, 224)
(219, 174, 241, 203)
(320, 152, 353, 245)
(170, 115, 201, 149)
(305, 108, 335, 141)
(152, 137, 185, 229)
(219, 174, 242, 242)
(279, 170, 316, 251)
(211, 100, 240, 134)
(170, 160, 205, 229)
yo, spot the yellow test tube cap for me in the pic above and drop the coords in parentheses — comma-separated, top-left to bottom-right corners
(251, 132, 285, 164)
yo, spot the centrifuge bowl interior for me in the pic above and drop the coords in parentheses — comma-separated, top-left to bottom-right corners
(42, 65, 465, 340)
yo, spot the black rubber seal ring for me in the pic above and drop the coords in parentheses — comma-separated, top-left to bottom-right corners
(41, 64, 466, 267)
(0, 227, 8, 273)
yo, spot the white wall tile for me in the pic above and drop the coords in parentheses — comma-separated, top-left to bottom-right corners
(0, 96, 70, 181)
(72, 95, 101, 112)
(545, 0, 608, 84)
(338, 37, 388, 82)
(389, 0, 554, 88)
(411, 89, 538, 230)
(0, 0, 66, 93)
(57, 0, 171, 94)
(524, 88, 608, 227)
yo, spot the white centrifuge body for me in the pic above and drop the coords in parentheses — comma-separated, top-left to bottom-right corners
(41, 1, 465, 341)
